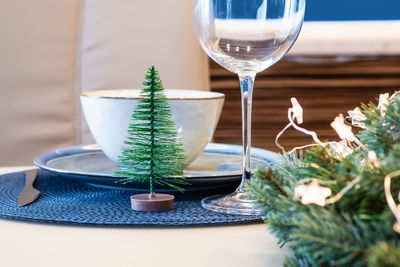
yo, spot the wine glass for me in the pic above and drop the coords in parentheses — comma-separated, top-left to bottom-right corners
(193, 0, 305, 215)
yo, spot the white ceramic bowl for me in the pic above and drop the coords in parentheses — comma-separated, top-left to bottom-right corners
(81, 89, 225, 165)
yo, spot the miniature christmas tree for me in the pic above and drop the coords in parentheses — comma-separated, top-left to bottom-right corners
(114, 66, 187, 211)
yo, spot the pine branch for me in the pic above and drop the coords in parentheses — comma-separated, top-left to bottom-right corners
(250, 92, 400, 266)
(367, 241, 400, 267)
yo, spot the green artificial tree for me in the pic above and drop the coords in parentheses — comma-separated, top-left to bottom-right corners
(250, 92, 400, 266)
(114, 66, 187, 211)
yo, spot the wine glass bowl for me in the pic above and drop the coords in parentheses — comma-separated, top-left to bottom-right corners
(194, 0, 305, 74)
(193, 0, 305, 215)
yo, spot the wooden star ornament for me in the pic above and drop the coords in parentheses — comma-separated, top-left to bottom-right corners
(294, 181, 332, 206)
(329, 139, 353, 160)
(347, 107, 366, 128)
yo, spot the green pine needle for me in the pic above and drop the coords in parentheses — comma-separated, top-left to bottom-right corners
(250, 92, 400, 266)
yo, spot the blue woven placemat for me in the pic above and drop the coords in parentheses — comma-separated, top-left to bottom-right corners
(0, 171, 262, 226)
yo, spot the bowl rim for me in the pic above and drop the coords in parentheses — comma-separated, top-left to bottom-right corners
(81, 89, 225, 100)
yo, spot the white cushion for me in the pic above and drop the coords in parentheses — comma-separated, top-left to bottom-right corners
(0, 0, 209, 165)
(0, 0, 81, 165)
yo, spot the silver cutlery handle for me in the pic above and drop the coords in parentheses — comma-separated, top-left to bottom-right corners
(25, 169, 38, 186)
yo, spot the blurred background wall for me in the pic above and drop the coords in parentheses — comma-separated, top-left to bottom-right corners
(209, 0, 400, 151)
(0, 0, 399, 166)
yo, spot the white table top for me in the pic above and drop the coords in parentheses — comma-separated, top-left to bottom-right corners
(0, 167, 289, 267)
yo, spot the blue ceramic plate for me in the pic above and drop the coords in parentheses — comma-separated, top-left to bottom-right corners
(34, 143, 279, 191)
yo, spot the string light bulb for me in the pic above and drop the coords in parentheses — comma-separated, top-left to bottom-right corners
(368, 151, 380, 168)
(378, 93, 390, 116)
(290, 97, 303, 124)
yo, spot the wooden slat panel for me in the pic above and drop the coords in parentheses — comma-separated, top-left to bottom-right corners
(211, 58, 400, 76)
(212, 78, 400, 89)
(210, 57, 400, 152)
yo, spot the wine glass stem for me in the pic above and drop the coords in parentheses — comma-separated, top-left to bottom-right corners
(238, 73, 256, 191)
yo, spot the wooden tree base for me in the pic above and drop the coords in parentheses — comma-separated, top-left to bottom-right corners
(130, 193, 174, 212)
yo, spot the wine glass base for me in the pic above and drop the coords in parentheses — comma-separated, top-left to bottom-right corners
(201, 190, 264, 216)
